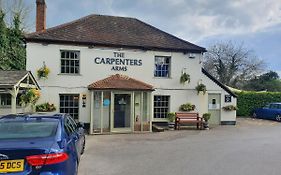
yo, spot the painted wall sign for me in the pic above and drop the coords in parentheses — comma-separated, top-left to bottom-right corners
(94, 52, 142, 71)
(225, 95, 232, 103)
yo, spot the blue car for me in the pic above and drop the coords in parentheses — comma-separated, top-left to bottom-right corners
(0, 113, 85, 175)
(253, 103, 281, 122)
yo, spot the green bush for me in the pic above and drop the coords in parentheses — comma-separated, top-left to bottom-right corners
(236, 91, 281, 116)
(179, 103, 195, 111)
(36, 102, 56, 112)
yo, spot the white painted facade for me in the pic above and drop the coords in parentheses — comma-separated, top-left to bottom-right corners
(26, 42, 237, 132)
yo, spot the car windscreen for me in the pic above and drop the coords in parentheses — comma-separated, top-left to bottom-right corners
(0, 119, 58, 139)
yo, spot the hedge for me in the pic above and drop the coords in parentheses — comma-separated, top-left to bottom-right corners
(236, 91, 281, 116)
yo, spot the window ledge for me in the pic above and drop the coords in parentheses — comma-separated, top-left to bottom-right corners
(153, 77, 172, 79)
(57, 73, 82, 76)
(0, 106, 22, 109)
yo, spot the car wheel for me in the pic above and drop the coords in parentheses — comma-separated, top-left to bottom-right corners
(81, 136, 85, 155)
(252, 112, 257, 118)
(276, 115, 281, 122)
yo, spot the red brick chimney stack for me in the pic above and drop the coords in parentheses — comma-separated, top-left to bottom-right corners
(36, 0, 46, 32)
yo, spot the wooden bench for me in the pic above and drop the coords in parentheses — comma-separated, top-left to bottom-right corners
(174, 112, 203, 130)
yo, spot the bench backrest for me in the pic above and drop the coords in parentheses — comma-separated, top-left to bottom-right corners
(175, 112, 200, 121)
(176, 112, 199, 118)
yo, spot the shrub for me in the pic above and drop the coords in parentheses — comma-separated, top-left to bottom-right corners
(179, 103, 195, 111)
(202, 113, 211, 122)
(36, 102, 56, 112)
(236, 91, 281, 116)
(167, 112, 176, 122)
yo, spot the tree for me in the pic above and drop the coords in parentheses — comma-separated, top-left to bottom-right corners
(7, 12, 26, 70)
(243, 71, 281, 92)
(0, 10, 9, 70)
(203, 41, 265, 88)
(0, 4, 26, 70)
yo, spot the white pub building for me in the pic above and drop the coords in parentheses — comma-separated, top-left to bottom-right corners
(23, 0, 237, 134)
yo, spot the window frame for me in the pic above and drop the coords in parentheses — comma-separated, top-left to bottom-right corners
(60, 50, 80, 74)
(154, 56, 171, 78)
(59, 94, 80, 120)
(153, 95, 170, 119)
(0, 94, 21, 108)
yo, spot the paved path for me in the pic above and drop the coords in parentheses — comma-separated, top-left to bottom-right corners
(78, 118, 281, 175)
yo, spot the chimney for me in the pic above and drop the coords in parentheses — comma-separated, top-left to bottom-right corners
(36, 0, 46, 32)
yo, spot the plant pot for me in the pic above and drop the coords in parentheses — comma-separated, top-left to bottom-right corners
(203, 122, 209, 130)
(168, 122, 175, 130)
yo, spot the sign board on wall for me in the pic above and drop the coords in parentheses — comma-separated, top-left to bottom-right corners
(94, 52, 142, 71)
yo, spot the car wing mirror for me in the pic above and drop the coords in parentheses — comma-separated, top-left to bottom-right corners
(77, 122, 85, 128)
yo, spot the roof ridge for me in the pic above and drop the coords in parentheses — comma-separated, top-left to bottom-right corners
(134, 19, 206, 52)
(26, 14, 138, 37)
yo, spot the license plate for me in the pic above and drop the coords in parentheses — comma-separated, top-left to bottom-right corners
(0, 159, 24, 173)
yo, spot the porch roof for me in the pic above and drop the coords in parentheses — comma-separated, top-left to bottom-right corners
(0, 70, 40, 90)
(88, 74, 154, 91)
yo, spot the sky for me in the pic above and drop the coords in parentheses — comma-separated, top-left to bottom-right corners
(8, 0, 281, 75)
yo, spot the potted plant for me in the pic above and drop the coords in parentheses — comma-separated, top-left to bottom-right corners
(195, 83, 207, 95)
(20, 89, 40, 112)
(179, 103, 196, 112)
(37, 62, 50, 79)
(36, 102, 56, 112)
(180, 72, 190, 84)
(222, 105, 237, 111)
(202, 113, 211, 129)
(167, 112, 176, 129)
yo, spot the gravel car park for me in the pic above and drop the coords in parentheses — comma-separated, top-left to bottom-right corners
(78, 118, 281, 175)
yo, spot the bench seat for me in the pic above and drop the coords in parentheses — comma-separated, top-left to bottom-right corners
(175, 112, 203, 130)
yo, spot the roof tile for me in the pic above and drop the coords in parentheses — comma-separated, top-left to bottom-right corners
(25, 14, 206, 53)
(88, 74, 154, 91)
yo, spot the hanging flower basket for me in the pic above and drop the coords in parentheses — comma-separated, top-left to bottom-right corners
(180, 72, 190, 84)
(222, 105, 237, 111)
(195, 83, 207, 95)
(37, 62, 50, 79)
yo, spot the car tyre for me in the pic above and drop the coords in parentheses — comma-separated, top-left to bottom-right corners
(81, 136, 85, 155)
(276, 115, 281, 122)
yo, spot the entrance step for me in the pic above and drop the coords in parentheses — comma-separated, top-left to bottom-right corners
(152, 124, 165, 132)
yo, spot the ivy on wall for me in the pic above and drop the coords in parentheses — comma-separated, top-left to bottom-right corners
(236, 92, 281, 116)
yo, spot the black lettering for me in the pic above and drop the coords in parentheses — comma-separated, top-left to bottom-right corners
(17, 162, 21, 168)
(7, 162, 11, 169)
(120, 59, 125, 65)
(0, 162, 5, 169)
(129, 60, 134, 65)
(94, 57, 101, 64)
(125, 59, 130, 65)
(113, 52, 118, 57)
(111, 66, 116, 71)
(100, 58, 106, 64)
(115, 58, 120, 65)
(122, 66, 127, 71)
(11, 162, 16, 169)
(106, 58, 111, 64)
(138, 60, 142, 66)
(110, 58, 115, 64)
(133, 60, 138, 66)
